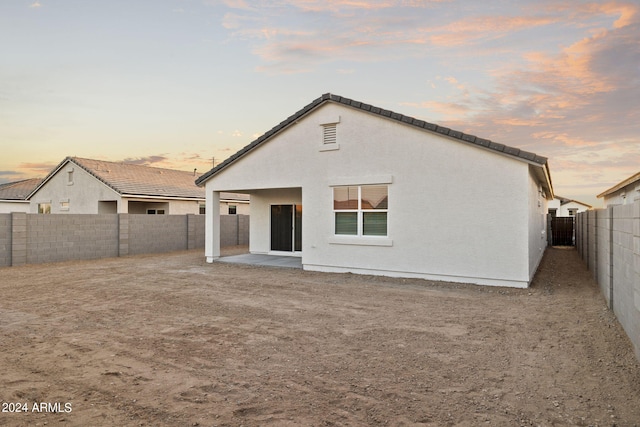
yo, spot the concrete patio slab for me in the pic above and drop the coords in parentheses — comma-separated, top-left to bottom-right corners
(217, 253, 302, 269)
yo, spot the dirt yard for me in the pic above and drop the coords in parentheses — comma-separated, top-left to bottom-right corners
(1, 247, 639, 427)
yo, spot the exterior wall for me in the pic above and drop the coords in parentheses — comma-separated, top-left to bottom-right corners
(576, 201, 640, 360)
(0, 201, 30, 214)
(206, 103, 543, 287)
(528, 167, 548, 281)
(30, 163, 122, 214)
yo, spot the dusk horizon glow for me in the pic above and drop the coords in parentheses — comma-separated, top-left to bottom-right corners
(1, 0, 639, 208)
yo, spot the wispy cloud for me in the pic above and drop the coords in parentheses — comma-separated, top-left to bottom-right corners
(29, 1, 42, 8)
(121, 155, 168, 166)
(19, 162, 57, 174)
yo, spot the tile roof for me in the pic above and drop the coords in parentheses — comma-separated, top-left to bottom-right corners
(0, 178, 43, 200)
(34, 157, 205, 200)
(196, 93, 550, 186)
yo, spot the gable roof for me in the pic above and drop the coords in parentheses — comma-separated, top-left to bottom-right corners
(554, 195, 592, 208)
(195, 93, 553, 197)
(597, 171, 640, 198)
(30, 157, 205, 200)
(0, 178, 43, 201)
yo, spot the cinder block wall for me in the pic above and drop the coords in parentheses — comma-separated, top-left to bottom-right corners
(576, 201, 640, 361)
(220, 215, 250, 246)
(0, 213, 248, 268)
(0, 214, 11, 267)
(26, 214, 119, 264)
(127, 214, 189, 255)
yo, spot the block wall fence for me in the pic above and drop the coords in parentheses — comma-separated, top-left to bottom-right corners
(575, 201, 640, 360)
(0, 213, 249, 267)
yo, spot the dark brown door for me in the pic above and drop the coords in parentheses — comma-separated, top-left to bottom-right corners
(551, 217, 575, 246)
(271, 205, 293, 251)
(271, 205, 302, 252)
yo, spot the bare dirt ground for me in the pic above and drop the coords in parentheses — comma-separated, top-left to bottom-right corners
(1, 246, 639, 427)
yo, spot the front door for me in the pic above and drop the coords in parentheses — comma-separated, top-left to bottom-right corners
(271, 205, 302, 252)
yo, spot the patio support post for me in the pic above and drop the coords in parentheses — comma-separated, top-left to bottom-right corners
(205, 190, 220, 262)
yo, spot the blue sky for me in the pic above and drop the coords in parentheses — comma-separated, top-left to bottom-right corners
(1, 0, 639, 207)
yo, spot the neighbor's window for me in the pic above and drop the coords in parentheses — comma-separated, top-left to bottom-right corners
(60, 200, 69, 211)
(199, 204, 206, 215)
(334, 185, 388, 236)
(228, 205, 237, 215)
(38, 203, 51, 214)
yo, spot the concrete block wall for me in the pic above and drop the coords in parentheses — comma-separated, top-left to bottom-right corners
(0, 213, 245, 268)
(0, 214, 12, 267)
(576, 201, 640, 360)
(220, 215, 250, 247)
(127, 214, 190, 255)
(26, 214, 119, 264)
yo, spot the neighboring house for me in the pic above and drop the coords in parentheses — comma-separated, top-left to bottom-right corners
(196, 93, 554, 288)
(28, 157, 248, 215)
(0, 178, 42, 213)
(597, 171, 640, 207)
(219, 193, 250, 215)
(547, 196, 591, 217)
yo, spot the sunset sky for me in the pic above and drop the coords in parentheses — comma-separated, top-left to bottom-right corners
(1, 0, 638, 207)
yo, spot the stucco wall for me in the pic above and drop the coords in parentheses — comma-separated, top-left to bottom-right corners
(206, 102, 546, 287)
(30, 163, 121, 214)
(528, 167, 549, 281)
(0, 201, 30, 214)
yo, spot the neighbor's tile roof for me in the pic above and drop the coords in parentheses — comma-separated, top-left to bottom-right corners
(0, 178, 43, 200)
(196, 93, 549, 186)
(36, 157, 205, 200)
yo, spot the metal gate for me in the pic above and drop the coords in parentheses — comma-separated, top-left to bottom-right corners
(551, 217, 575, 246)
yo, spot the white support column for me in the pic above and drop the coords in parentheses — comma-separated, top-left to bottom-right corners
(205, 190, 221, 263)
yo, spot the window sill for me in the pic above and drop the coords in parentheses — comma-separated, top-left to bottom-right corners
(329, 236, 393, 247)
(319, 143, 340, 152)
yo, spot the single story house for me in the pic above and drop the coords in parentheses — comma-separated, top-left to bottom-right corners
(29, 156, 248, 215)
(597, 171, 640, 207)
(547, 196, 591, 217)
(196, 93, 554, 288)
(0, 178, 42, 213)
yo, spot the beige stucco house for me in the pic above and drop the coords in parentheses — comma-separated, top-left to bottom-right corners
(29, 157, 248, 215)
(196, 93, 554, 288)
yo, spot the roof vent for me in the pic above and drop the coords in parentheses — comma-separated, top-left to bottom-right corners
(323, 123, 337, 145)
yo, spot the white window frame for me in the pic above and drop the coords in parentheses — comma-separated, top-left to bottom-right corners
(330, 182, 392, 247)
(333, 185, 388, 237)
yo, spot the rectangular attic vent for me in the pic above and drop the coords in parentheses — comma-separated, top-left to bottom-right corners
(323, 123, 337, 144)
